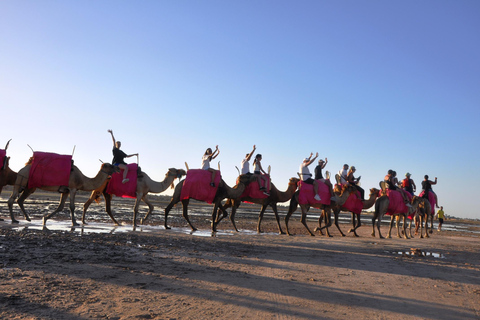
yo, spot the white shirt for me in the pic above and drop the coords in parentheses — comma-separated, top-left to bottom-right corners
(201, 154, 211, 170)
(300, 162, 312, 181)
(339, 169, 348, 184)
(241, 158, 249, 174)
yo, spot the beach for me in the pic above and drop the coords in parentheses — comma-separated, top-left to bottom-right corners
(1, 191, 479, 319)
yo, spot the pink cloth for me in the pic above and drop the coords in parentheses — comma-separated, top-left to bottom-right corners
(342, 191, 363, 215)
(240, 175, 270, 199)
(297, 180, 331, 206)
(106, 163, 138, 198)
(28, 152, 72, 189)
(180, 169, 222, 204)
(0, 149, 5, 170)
(419, 191, 436, 214)
(383, 189, 412, 215)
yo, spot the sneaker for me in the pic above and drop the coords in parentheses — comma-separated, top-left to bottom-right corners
(406, 203, 412, 208)
(314, 194, 321, 201)
(122, 178, 129, 184)
(210, 182, 215, 187)
(263, 191, 270, 196)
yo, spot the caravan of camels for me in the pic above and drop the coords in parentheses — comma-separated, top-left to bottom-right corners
(0, 135, 439, 240)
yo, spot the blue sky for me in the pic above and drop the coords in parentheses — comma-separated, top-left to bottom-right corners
(1, 1, 479, 219)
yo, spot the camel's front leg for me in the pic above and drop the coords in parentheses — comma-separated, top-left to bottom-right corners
(212, 202, 227, 232)
(68, 190, 79, 226)
(332, 209, 345, 237)
(43, 192, 69, 226)
(285, 197, 298, 236)
(216, 199, 232, 225)
(82, 191, 97, 224)
(132, 194, 144, 227)
(401, 215, 409, 239)
(270, 203, 285, 235)
(228, 201, 241, 232)
(376, 215, 385, 239)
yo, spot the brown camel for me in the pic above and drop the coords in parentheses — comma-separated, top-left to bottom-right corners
(82, 168, 186, 227)
(407, 197, 433, 238)
(371, 195, 422, 239)
(320, 187, 380, 237)
(0, 145, 18, 222)
(160, 174, 256, 232)
(7, 162, 119, 225)
(284, 184, 356, 236)
(216, 177, 300, 234)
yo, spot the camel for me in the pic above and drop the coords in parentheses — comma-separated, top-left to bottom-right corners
(158, 174, 256, 232)
(371, 194, 423, 239)
(216, 177, 300, 234)
(82, 168, 186, 227)
(318, 187, 380, 237)
(407, 197, 433, 238)
(284, 184, 357, 236)
(0, 144, 18, 222)
(7, 162, 119, 226)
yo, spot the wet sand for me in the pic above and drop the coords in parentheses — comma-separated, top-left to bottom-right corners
(1, 191, 479, 319)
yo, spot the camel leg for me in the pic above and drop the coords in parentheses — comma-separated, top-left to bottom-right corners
(348, 213, 359, 237)
(43, 192, 69, 226)
(181, 199, 196, 231)
(314, 209, 325, 236)
(402, 215, 409, 239)
(15, 188, 36, 223)
(300, 206, 315, 236)
(68, 190, 79, 226)
(429, 215, 434, 234)
(376, 215, 385, 239)
(82, 191, 97, 224)
(102, 193, 119, 225)
(269, 203, 285, 235)
(132, 194, 144, 227)
(387, 216, 395, 238)
(215, 199, 232, 225)
(333, 209, 345, 237)
(164, 199, 177, 230)
(212, 202, 227, 232)
(139, 195, 154, 226)
(229, 202, 241, 232)
(285, 197, 299, 236)
(323, 209, 332, 237)
(256, 205, 268, 233)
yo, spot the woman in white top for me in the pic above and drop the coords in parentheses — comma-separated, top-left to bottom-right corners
(300, 152, 321, 201)
(241, 145, 256, 175)
(202, 145, 220, 187)
(253, 154, 270, 196)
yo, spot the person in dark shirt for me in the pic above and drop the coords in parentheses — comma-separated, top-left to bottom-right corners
(314, 157, 335, 199)
(422, 175, 439, 208)
(108, 129, 138, 184)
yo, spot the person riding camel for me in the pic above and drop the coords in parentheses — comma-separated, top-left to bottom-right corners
(201, 146, 220, 187)
(347, 166, 365, 201)
(314, 157, 335, 199)
(300, 152, 321, 201)
(253, 154, 270, 196)
(422, 175, 439, 208)
(241, 145, 256, 175)
(338, 164, 349, 184)
(401, 172, 416, 196)
(108, 129, 138, 184)
(384, 170, 411, 207)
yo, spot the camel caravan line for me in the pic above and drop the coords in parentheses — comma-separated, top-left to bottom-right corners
(0, 140, 438, 239)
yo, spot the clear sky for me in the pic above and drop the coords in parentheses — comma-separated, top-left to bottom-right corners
(1, 1, 479, 219)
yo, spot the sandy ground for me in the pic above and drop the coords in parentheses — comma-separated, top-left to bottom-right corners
(1, 192, 480, 320)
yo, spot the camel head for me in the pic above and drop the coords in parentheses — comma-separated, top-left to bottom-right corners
(166, 168, 187, 189)
(289, 177, 300, 188)
(101, 163, 120, 175)
(369, 188, 380, 198)
(237, 173, 257, 186)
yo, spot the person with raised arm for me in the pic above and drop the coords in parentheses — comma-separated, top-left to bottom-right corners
(300, 152, 321, 201)
(202, 145, 220, 187)
(108, 129, 138, 184)
(241, 145, 256, 175)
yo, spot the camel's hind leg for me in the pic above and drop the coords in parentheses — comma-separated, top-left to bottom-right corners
(300, 207, 315, 236)
(15, 188, 36, 223)
(387, 216, 395, 238)
(42, 192, 70, 226)
(332, 209, 346, 237)
(138, 195, 154, 226)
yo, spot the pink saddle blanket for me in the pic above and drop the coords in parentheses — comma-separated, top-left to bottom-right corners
(419, 191, 436, 214)
(383, 189, 412, 215)
(342, 191, 363, 215)
(106, 163, 138, 198)
(298, 180, 331, 206)
(180, 169, 221, 204)
(28, 152, 72, 189)
(240, 175, 270, 199)
(0, 149, 6, 170)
